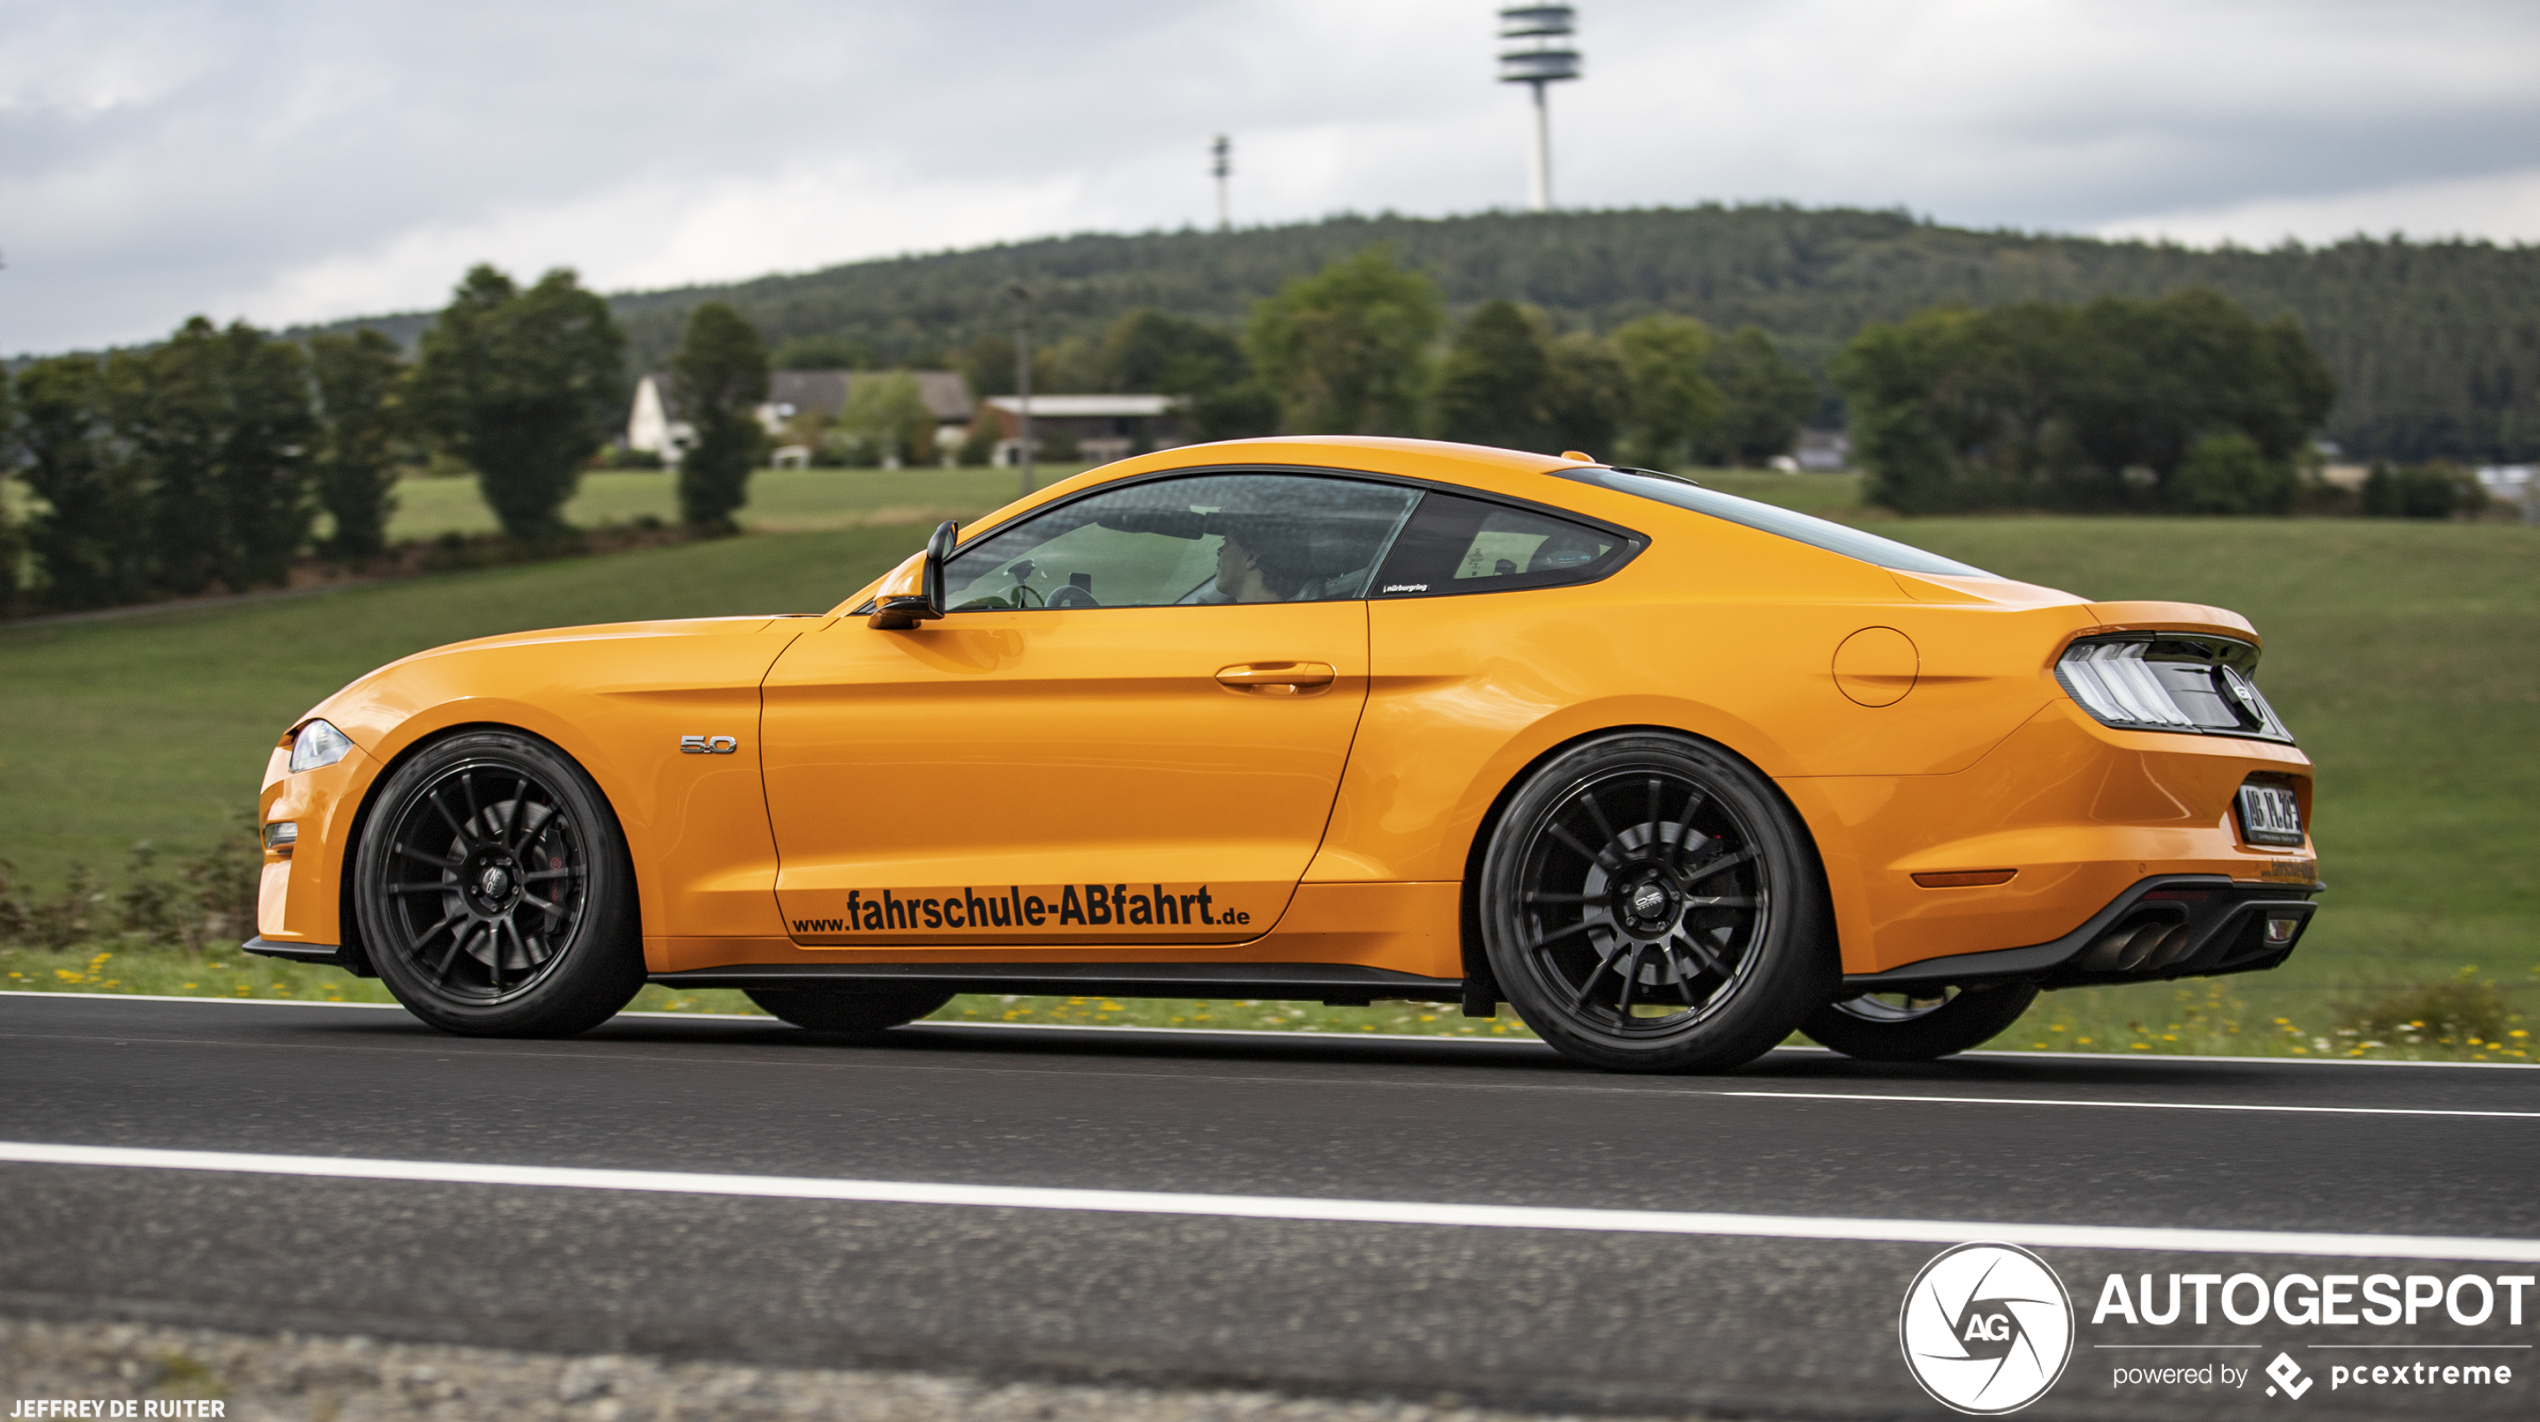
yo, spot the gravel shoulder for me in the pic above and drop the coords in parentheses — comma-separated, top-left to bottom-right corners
(0, 1317, 1714, 1422)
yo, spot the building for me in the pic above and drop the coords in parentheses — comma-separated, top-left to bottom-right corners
(1794, 430, 1852, 472)
(626, 370, 977, 466)
(979, 394, 1186, 467)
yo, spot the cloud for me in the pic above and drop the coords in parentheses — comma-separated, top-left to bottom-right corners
(2, 0, 2534, 353)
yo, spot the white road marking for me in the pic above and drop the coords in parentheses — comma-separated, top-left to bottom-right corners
(11, 994, 2539, 1072)
(1721, 1090, 2540, 1120)
(5, 1140, 2538, 1263)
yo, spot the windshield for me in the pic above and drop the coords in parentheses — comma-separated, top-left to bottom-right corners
(1556, 467, 1997, 579)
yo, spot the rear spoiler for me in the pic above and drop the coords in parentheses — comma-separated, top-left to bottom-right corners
(2080, 601, 2259, 646)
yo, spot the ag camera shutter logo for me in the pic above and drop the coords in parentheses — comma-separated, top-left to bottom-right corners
(1900, 1242, 2076, 1414)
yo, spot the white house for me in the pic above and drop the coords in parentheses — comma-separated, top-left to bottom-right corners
(624, 375, 692, 462)
(981, 394, 1185, 467)
(626, 369, 977, 466)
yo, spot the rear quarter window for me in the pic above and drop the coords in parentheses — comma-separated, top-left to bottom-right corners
(1372, 492, 1636, 598)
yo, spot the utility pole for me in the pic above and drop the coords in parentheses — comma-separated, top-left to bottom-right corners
(1211, 135, 1232, 231)
(1497, 6, 1581, 213)
(1010, 281, 1034, 496)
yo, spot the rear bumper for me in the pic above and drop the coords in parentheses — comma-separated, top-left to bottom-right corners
(1838, 874, 2320, 993)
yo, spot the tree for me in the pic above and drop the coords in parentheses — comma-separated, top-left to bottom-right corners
(772, 333, 875, 370)
(1181, 382, 1282, 442)
(1545, 333, 1630, 461)
(103, 317, 317, 595)
(1613, 315, 1723, 470)
(309, 329, 408, 562)
(1245, 246, 1443, 435)
(962, 333, 1017, 398)
(0, 370, 20, 610)
(2172, 431, 2296, 515)
(669, 302, 771, 535)
(1703, 327, 1819, 467)
(1101, 309, 1245, 392)
(1098, 308, 1277, 443)
(1433, 301, 1553, 451)
(216, 321, 322, 590)
(2361, 460, 2484, 518)
(10, 355, 151, 609)
(413, 265, 627, 543)
(1836, 289, 2339, 514)
(2061, 290, 2334, 499)
(838, 372, 933, 467)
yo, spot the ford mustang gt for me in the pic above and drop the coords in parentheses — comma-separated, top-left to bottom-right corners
(246, 437, 2320, 1072)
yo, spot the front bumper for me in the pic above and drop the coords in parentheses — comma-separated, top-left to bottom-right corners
(1838, 874, 2320, 993)
(241, 937, 375, 976)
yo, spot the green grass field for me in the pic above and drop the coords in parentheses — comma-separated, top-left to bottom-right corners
(381, 465, 1094, 540)
(1, 469, 2530, 1059)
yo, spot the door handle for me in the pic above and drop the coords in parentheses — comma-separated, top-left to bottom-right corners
(1215, 661, 1337, 695)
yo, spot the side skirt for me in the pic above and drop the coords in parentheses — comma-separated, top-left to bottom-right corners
(648, 960, 1466, 1008)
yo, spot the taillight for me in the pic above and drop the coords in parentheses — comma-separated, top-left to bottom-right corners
(2055, 635, 2293, 743)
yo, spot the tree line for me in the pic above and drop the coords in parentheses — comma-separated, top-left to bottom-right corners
(0, 231, 2489, 613)
(0, 266, 793, 612)
(443, 205, 2533, 465)
(760, 247, 1820, 471)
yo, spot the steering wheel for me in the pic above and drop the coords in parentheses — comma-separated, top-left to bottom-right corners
(1047, 584, 1101, 609)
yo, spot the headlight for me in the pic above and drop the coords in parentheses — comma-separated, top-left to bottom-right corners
(289, 719, 355, 772)
(2055, 635, 2293, 743)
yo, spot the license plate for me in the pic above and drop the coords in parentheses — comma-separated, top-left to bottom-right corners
(2236, 784, 2305, 847)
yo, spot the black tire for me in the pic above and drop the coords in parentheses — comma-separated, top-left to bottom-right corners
(354, 729, 644, 1037)
(1479, 733, 1837, 1073)
(744, 988, 954, 1034)
(1801, 983, 2040, 1062)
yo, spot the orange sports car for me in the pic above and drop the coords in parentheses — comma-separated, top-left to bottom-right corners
(248, 437, 2319, 1072)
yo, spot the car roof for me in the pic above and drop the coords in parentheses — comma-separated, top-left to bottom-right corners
(961, 437, 1589, 541)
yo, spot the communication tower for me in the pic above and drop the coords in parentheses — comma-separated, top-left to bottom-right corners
(1497, 5, 1582, 213)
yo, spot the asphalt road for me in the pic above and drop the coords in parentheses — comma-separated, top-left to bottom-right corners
(3, 993, 2535, 1419)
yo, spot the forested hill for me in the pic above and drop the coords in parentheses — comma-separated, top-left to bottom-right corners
(338, 205, 2540, 463)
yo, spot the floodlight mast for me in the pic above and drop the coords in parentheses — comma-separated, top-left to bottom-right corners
(1497, 5, 1581, 213)
(1211, 135, 1232, 231)
(1010, 281, 1034, 496)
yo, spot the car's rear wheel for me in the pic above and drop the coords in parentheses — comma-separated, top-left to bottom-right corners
(743, 988, 955, 1034)
(1800, 983, 2039, 1062)
(355, 730, 643, 1037)
(1479, 733, 1836, 1073)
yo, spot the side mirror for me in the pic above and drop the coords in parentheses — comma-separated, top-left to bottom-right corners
(868, 520, 959, 629)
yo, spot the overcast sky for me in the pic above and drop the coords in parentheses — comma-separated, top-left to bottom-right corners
(5, 0, 2537, 354)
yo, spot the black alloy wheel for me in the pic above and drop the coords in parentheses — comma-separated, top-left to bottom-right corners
(355, 730, 643, 1037)
(1480, 734, 1836, 1073)
(1800, 982, 2041, 1062)
(743, 987, 956, 1034)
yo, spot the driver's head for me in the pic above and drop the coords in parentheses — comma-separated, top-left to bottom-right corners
(1215, 517, 1311, 601)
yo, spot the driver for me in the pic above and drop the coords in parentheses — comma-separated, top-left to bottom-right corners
(1211, 517, 1313, 602)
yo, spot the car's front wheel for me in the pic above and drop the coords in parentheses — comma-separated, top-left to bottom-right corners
(1479, 733, 1837, 1073)
(743, 988, 955, 1034)
(354, 730, 644, 1037)
(1800, 983, 2040, 1062)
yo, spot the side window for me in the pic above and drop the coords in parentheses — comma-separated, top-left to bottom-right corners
(1371, 492, 1629, 598)
(940, 473, 1420, 611)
